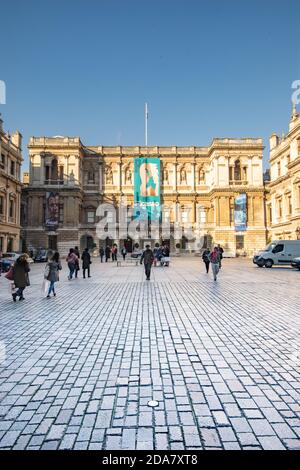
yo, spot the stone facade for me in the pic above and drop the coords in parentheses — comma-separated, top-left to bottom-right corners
(22, 136, 267, 256)
(0, 117, 23, 253)
(268, 104, 300, 240)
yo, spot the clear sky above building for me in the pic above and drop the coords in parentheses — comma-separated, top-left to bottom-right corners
(0, 0, 299, 170)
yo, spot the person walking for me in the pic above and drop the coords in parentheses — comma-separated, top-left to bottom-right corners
(112, 244, 118, 262)
(156, 246, 163, 266)
(99, 246, 104, 263)
(66, 248, 78, 280)
(74, 246, 80, 278)
(162, 245, 170, 266)
(210, 247, 221, 281)
(202, 248, 211, 273)
(121, 246, 127, 261)
(140, 245, 154, 280)
(217, 244, 224, 269)
(82, 248, 91, 278)
(12, 254, 30, 301)
(105, 245, 111, 263)
(46, 252, 62, 298)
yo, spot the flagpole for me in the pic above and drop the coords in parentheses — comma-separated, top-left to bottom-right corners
(145, 102, 148, 147)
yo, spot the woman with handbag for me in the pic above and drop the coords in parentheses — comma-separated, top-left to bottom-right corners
(12, 254, 30, 301)
(46, 252, 62, 298)
(66, 248, 78, 280)
(81, 248, 91, 279)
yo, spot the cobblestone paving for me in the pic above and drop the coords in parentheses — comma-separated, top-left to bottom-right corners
(0, 257, 299, 450)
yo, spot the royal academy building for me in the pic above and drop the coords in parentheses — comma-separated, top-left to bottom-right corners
(268, 105, 300, 240)
(21, 135, 267, 256)
(0, 116, 23, 253)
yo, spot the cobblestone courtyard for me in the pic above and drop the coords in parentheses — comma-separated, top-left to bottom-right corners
(0, 257, 299, 450)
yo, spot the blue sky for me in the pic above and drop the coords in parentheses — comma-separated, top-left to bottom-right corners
(0, 0, 299, 170)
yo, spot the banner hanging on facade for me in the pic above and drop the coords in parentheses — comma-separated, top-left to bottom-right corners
(234, 193, 247, 231)
(45, 192, 59, 230)
(134, 157, 161, 221)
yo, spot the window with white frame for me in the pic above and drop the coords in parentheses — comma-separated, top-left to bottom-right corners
(87, 211, 95, 223)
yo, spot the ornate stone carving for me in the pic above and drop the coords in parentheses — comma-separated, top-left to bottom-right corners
(105, 165, 113, 184)
(180, 166, 187, 184)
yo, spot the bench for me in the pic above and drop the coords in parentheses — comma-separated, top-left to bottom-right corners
(116, 258, 140, 267)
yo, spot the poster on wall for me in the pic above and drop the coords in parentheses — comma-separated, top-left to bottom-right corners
(45, 192, 59, 230)
(234, 193, 247, 231)
(134, 157, 161, 221)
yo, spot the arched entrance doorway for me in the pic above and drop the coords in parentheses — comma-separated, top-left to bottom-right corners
(80, 234, 94, 251)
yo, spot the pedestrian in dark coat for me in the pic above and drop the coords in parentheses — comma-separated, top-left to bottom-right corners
(202, 249, 211, 273)
(140, 245, 154, 280)
(46, 252, 62, 298)
(81, 248, 91, 278)
(105, 246, 111, 262)
(99, 247, 104, 263)
(12, 255, 30, 301)
(74, 246, 80, 278)
(217, 244, 224, 268)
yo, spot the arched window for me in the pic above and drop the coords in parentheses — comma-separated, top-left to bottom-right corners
(51, 158, 58, 181)
(234, 160, 241, 181)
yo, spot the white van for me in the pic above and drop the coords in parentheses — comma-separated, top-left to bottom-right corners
(253, 240, 300, 268)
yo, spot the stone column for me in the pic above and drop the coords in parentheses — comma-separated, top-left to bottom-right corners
(39, 154, 44, 185)
(173, 162, 178, 191)
(99, 162, 103, 192)
(215, 197, 219, 226)
(118, 162, 122, 191)
(191, 162, 196, 191)
(248, 156, 253, 185)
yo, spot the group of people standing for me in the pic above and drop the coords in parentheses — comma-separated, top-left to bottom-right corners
(45, 246, 92, 299)
(99, 245, 119, 263)
(202, 244, 224, 281)
(153, 245, 170, 267)
(66, 246, 92, 281)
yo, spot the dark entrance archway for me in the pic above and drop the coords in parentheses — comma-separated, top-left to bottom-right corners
(80, 234, 94, 251)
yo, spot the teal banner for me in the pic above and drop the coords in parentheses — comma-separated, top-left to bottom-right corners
(234, 193, 247, 231)
(134, 157, 161, 221)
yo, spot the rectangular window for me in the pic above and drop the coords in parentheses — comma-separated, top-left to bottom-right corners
(236, 235, 244, 250)
(87, 211, 95, 223)
(88, 171, 95, 183)
(278, 199, 282, 218)
(198, 208, 206, 225)
(9, 200, 14, 219)
(182, 212, 188, 223)
(277, 161, 281, 177)
(59, 204, 64, 223)
(10, 160, 15, 176)
(59, 166, 64, 181)
(45, 166, 50, 181)
(7, 237, 14, 251)
(0, 236, 3, 251)
(0, 196, 3, 215)
(288, 196, 292, 215)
